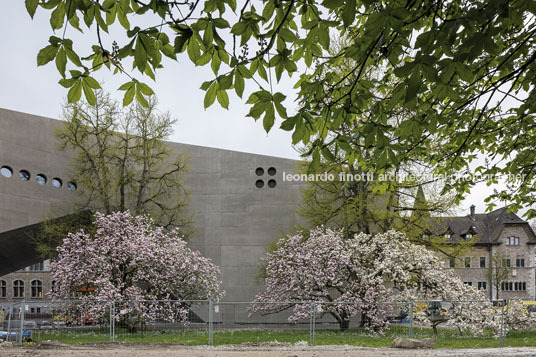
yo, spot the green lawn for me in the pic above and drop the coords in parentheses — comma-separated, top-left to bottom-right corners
(32, 325, 536, 348)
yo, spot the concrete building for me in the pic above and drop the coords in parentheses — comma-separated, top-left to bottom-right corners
(0, 107, 305, 304)
(435, 206, 536, 300)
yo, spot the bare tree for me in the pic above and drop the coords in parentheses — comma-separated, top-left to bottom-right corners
(36, 91, 191, 257)
(487, 251, 511, 300)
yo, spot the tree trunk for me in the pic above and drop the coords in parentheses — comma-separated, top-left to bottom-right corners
(340, 318, 350, 330)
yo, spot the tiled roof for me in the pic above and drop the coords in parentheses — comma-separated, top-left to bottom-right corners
(429, 207, 536, 245)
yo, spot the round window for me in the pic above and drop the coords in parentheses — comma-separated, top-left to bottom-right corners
(255, 179, 264, 188)
(36, 174, 47, 185)
(1, 166, 13, 178)
(255, 167, 264, 176)
(268, 179, 277, 188)
(268, 167, 276, 176)
(51, 178, 63, 188)
(67, 182, 77, 191)
(19, 170, 30, 181)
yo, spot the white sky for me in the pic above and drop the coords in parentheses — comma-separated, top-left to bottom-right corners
(0, 2, 521, 218)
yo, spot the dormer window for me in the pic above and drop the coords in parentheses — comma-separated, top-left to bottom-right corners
(444, 233, 452, 239)
(506, 236, 520, 246)
(422, 233, 430, 239)
(466, 233, 472, 239)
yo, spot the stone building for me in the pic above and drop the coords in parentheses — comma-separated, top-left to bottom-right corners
(436, 205, 536, 300)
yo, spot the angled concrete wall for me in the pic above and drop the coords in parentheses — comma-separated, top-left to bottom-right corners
(0, 107, 305, 302)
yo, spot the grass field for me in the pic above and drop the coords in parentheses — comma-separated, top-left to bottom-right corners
(30, 325, 536, 348)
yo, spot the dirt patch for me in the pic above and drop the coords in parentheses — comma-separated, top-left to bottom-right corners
(2, 343, 536, 357)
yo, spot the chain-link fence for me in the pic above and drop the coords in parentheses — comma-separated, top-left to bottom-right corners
(1, 299, 532, 347)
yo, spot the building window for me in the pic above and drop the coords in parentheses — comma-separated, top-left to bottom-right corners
(507, 236, 520, 246)
(268, 167, 277, 176)
(51, 280, 57, 294)
(502, 258, 511, 268)
(51, 178, 63, 188)
(465, 233, 473, 239)
(465, 256, 471, 268)
(30, 261, 45, 271)
(67, 182, 77, 191)
(449, 257, 456, 268)
(267, 179, 277, 188)
(36, 174, 47, 185)
(503, 281, 527, 291)
(422, 233, 430, 239)
(1, 166, 13, 178)
(0, 280, 6, 298)
(478, 281, 487, 290)
(444, 233, 452, 240)
(31, 280, 43, 298)
(13, 280, 24, 298)
(255, 167, 264, 176)
(480, 257, 486, 268)
(18, 170, 30, 181)
(516, 258, 525, 268)
(463, 281, 473, 286)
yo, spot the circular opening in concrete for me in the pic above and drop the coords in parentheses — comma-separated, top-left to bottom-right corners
(1, 166, 13, 178)
(36, 174, 47, 185)
(255, 167, 264, 176)
(268, 167, 276, 176)
(268, 179, 277, 188)
(255, 179, 264, 188)
(19, 170, 30, 181)
(67, 181, 77, 191)
(52, 178, 63, 188)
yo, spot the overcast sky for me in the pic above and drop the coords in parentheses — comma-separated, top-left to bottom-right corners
(0, 2, 520, 218)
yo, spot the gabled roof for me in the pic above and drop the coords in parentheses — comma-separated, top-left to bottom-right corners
(431, 207, 536, 245)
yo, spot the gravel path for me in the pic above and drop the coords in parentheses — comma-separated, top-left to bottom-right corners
(3, 343, 536, 357)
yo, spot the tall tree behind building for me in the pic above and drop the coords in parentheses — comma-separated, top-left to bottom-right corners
(35, 90, 191, 258)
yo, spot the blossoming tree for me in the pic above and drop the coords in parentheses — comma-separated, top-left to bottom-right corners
(49, 211, 223, 331)
(250, 228, 500, 335)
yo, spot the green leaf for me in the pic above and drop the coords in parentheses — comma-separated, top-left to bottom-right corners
(25, 0, 39, 19)
(136, 87, 149, 107)
(64, 47, 83, 67)
(137, 82, 154, 95)
(134, 36, 147, 72)
(342, 0, 356, 27)
(67, 80, 82, 103)
(204, 83, 218, 108)
(187, 36, 201, 64)
(217, 89, 229, 109)
(234, 70, 245, 98)
(118, 81, 134, 91)
(455, 63, 474, 82)
(123, 86, 135, 106)
(405, 73, 421, 103)
(81, 80, 96, 106)
(263, 104, 275, 132)
(84, 76, 101, 89)
(50, 2, 65, 30)
(37, 45, 59, 66)
(55, 47, 67, 77)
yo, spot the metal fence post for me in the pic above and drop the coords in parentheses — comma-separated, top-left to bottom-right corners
(6, 305, 12, 342)
(111, 301, 115, 342)
(208, 300, 213, 346)
(409, 302, 414, 338)
(312, 302, 316, 346)
(500, 299, 505, 347)
(18, 301, 25, 345)
(309, 302, 314, 346)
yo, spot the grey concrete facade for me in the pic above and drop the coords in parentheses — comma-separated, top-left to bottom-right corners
(0, 107, 304, 303)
